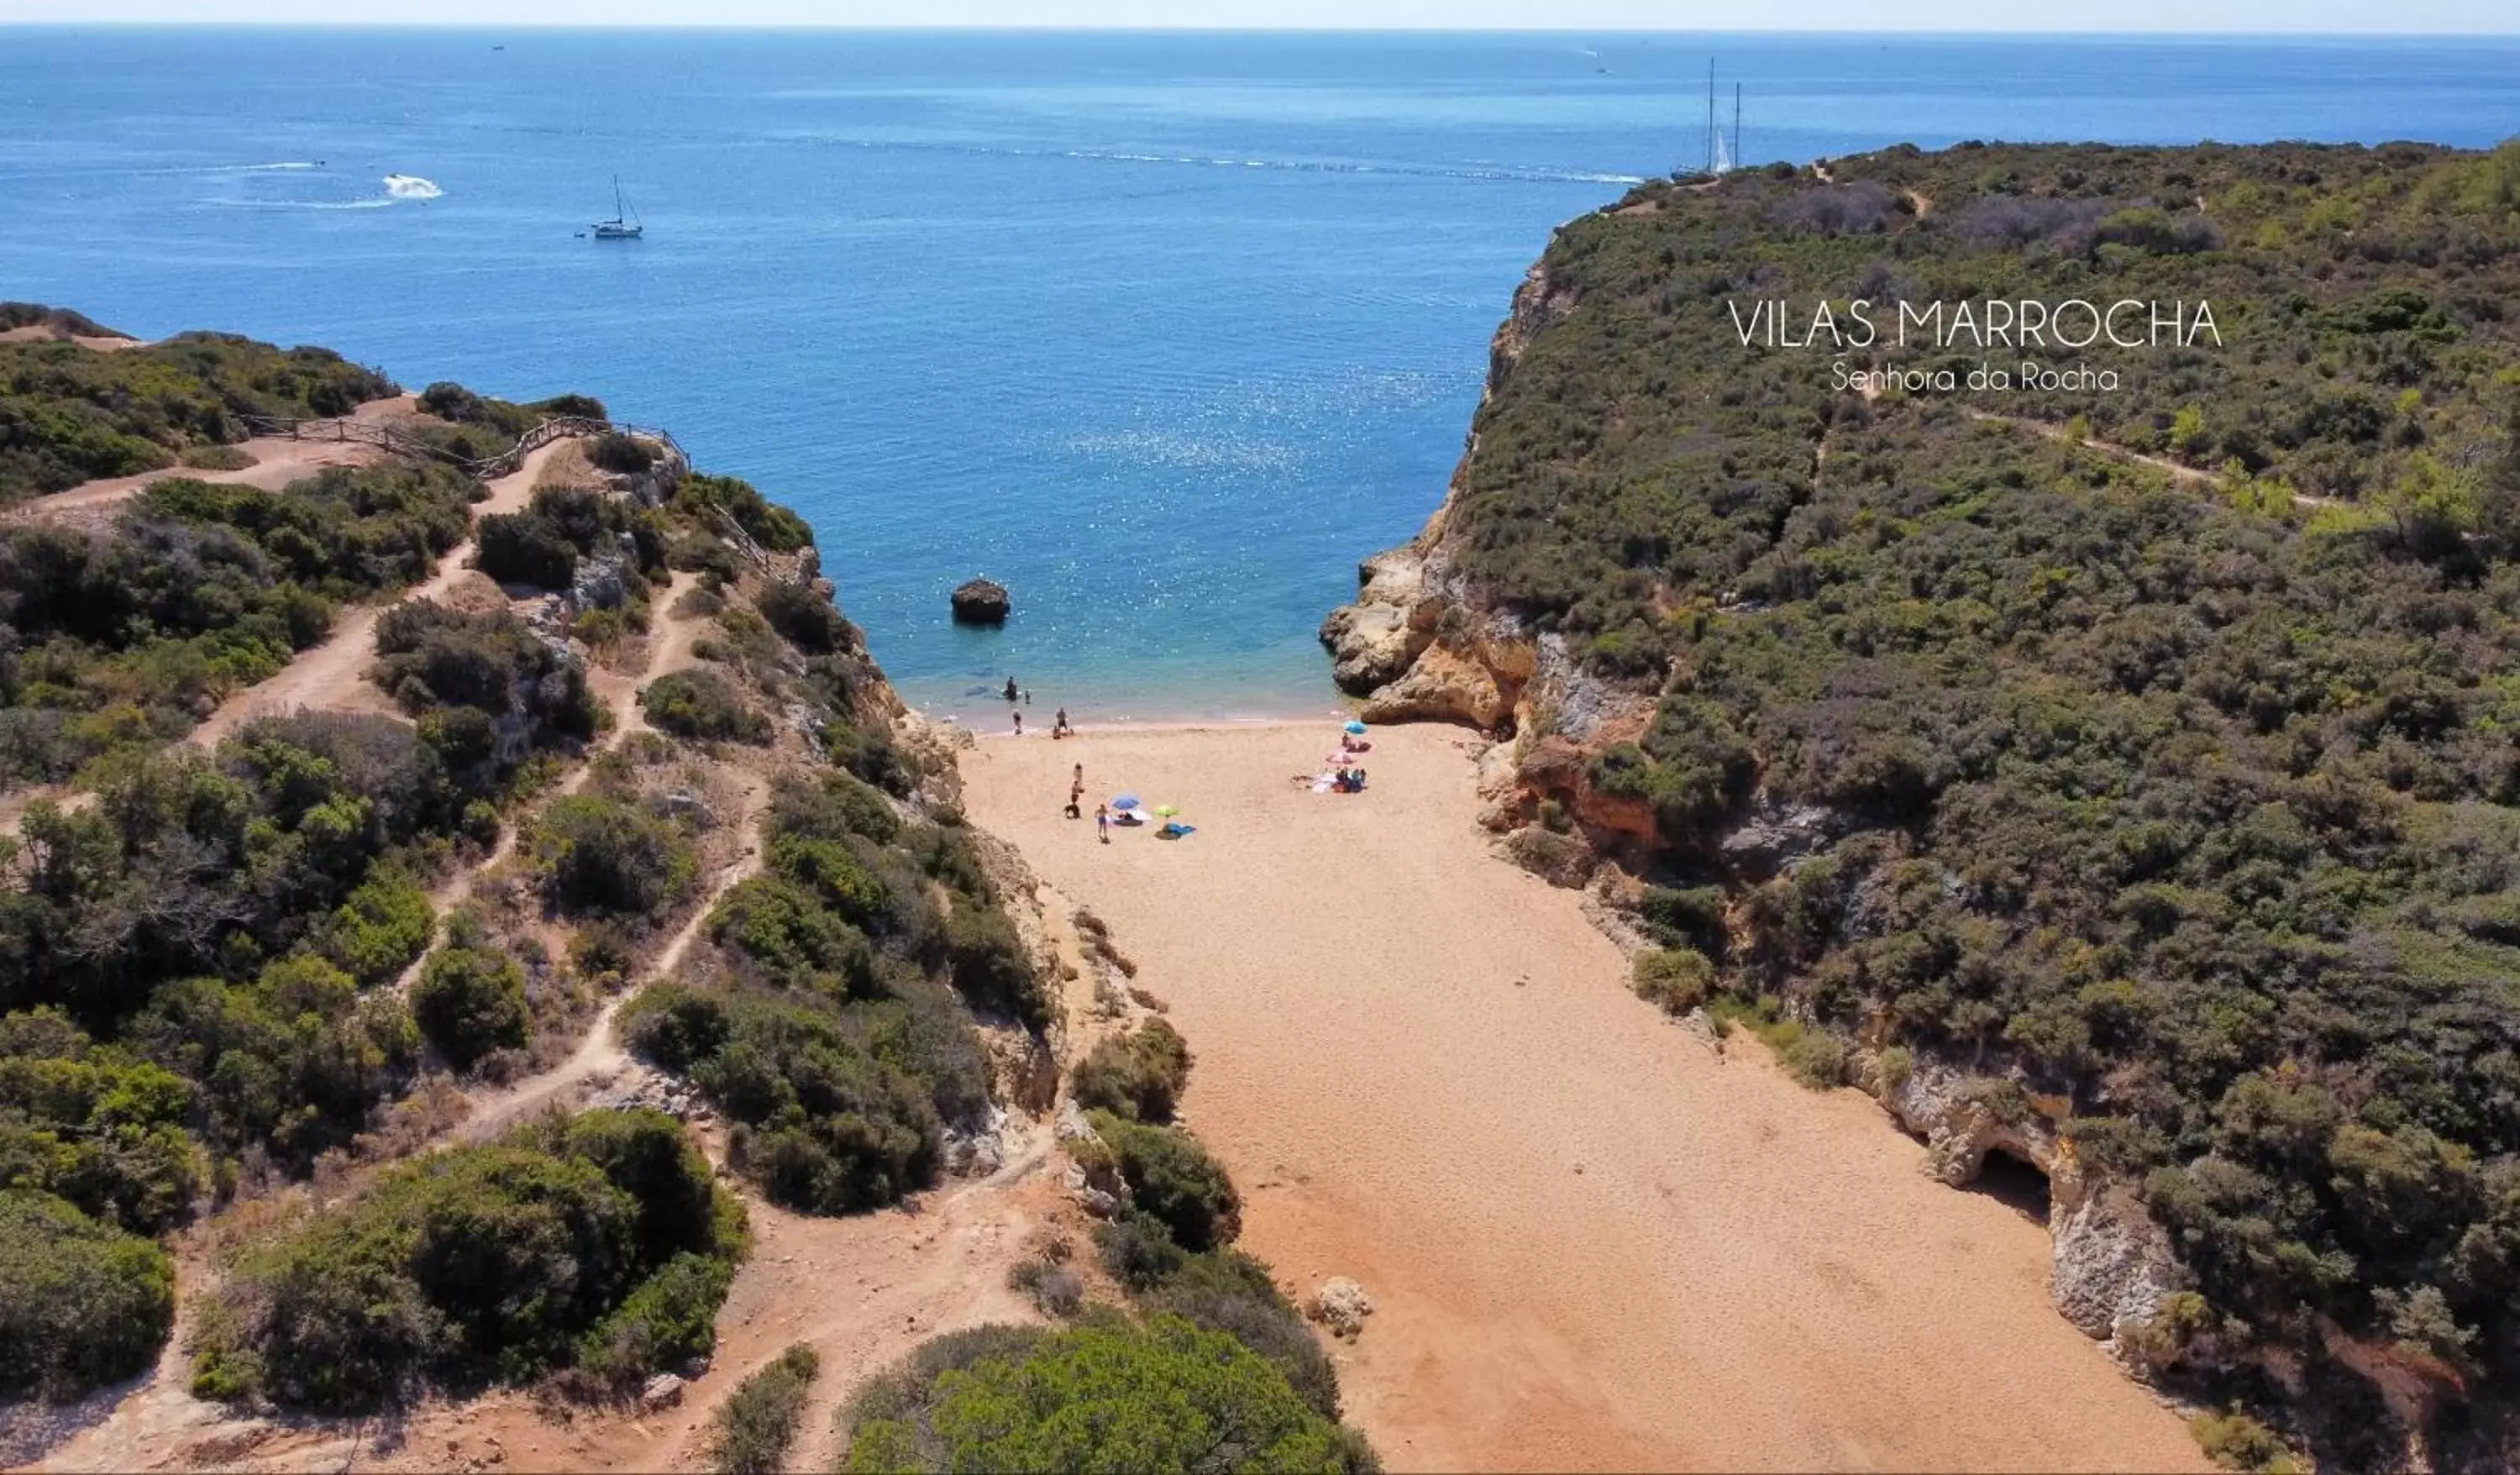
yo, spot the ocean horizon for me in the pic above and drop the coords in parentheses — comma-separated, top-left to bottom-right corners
(6, 26, 2517, 723)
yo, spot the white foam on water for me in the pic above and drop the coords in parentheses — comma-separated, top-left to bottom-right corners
(383, 174, 443, 200)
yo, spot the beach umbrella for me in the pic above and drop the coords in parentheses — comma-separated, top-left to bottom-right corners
(1111, 793, 1142, 811)
(1344, 720, 1368, 735)
(1154, 805, 1180, 817)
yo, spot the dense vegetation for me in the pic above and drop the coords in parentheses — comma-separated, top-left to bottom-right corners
(1, 330, 394, 501)
(475, 480, 663, 593)
(620, 765, 1031, 1215)
(1425, 141, 2520, 1464)
(0, 464, 475, 785)
(189, 1107, 745, 1409)
(0, 1187, 176, 1399)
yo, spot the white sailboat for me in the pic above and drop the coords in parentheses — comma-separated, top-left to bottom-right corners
(592, 176, 643, 239)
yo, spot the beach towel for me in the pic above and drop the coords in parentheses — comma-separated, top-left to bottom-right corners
(1157, 822, 1196, 839)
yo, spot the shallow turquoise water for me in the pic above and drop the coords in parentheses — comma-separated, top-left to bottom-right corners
(3, 28, 2516, 722)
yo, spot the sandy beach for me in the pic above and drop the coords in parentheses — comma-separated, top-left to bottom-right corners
(961, 722, 2208, 1473)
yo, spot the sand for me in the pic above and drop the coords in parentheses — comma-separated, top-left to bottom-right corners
(961, 722, 2209, 1473)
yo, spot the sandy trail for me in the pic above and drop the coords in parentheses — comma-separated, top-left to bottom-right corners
(0, 420, 544, 839)
(452, 770, 765, 1148)
(962, 723, 2208, 1473)
(1963, 407, 2343, 509)
(8, 396, 419, 524)
(183, 438, 569, 750)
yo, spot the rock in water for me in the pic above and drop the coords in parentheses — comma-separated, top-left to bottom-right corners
(951, 578, 1011, 624)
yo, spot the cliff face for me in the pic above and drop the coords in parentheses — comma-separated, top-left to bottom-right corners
(1331, 142, 2520, 1474)
(1322, 258, 1662, 864)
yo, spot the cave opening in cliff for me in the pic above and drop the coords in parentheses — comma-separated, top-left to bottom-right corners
(1969, 1147, 2051, 1224)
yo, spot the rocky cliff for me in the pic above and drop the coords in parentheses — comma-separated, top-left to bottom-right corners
(1326, 142, 2520, 1473)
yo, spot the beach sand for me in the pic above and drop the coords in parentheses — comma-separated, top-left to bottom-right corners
(962, 722, 2209, 1473)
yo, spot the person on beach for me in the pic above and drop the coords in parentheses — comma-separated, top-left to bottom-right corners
(1066, 764, 1084, 818)
(1004, 676, 1020, 703)
(1095, 803, 1110, 843)
(1012, 711, 1024, 737)
(1053, 706, 1071, 738)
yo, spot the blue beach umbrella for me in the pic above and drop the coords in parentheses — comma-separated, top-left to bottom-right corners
(1344, 721, 1368, 735)
(1111, 793, 1142, 811)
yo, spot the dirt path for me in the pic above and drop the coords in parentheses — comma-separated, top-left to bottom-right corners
(383, 569, 711, 1000)
(961, 723, 2210, 1473)
(8, 396, 418, 526)
(182, 438, 570, 750)
(452, 771, 765, 1148)
(1965, 407, 2344, 510)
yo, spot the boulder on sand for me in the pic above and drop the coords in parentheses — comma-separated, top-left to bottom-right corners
(951, 578, 1011, 625)
(1308, 1277, 1375, 1340)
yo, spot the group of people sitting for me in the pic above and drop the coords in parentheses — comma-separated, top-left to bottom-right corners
(1330, 767, 1368, 792)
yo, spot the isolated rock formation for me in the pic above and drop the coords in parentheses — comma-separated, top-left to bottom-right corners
(1309, 1277, 1375, 1340)
(951, 577, 1011, 624)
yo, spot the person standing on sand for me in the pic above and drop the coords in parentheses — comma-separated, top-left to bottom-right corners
(1066, 764, 1084, 819)
(1012, 711, 1024, 737)
(1095, 802, 1110, 843)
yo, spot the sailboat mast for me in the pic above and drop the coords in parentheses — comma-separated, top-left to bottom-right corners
(1735, 83, 1743, 171)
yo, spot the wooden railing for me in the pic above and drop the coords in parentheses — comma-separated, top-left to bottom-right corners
(240, 411, 685, 482)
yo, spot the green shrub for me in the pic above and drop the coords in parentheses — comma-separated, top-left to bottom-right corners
(529, 795, 697, 916)
(181, 444, 255, 470)
(706, 875, 874, 995)
(643, 669, 772, 744)
(192, 1108, 742, 1410)
(1630, 947, 1714, 1016)
(1093, 1207, 1190, 1292)
(475, 509, 580, 587)
(756, 578, 851, 654)
(1148, 1250, 1343, 1420)
(0, 1189, 176, 1399)
(1071, 1018, 1193, 1123)
(627, 986, 942, 1215)
(574, 1252, 736, 1394)
(942, 895, 1042, 1026)
(837, 1315, 1373, 1474)
(704, 1341, 819, 1475)
(375, 600, 598, 752)
(1090, 1113, 1241, 1252)
(2189, 1408, 2302, 1473)
(410, 946, 529, 1071)
(1766, 1020, 1848, 1090)
(675, 472, 811, 554)
(319, 871, 436, 988)
(0, 1010, 207, 1231)
(588, 432, 656, 475)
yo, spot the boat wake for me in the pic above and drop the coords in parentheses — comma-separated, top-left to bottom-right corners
(383, 174, 443, 200)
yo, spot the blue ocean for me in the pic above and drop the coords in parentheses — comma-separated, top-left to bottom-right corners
(4, 29, 2517, 722)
